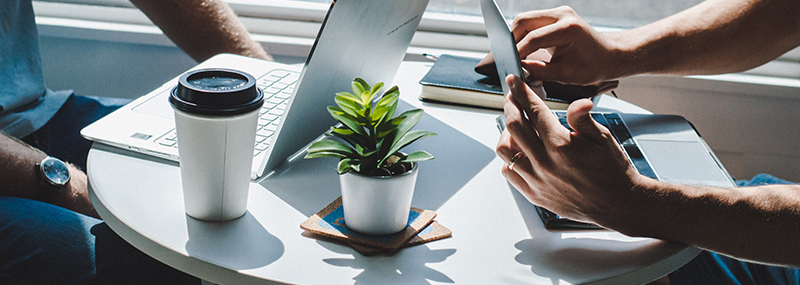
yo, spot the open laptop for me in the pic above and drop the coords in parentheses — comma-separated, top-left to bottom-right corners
(481, 0, 736, 229)
(82, 0, 430, 179)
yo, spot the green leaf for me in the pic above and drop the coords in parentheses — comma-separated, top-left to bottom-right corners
(372, 91, 399, 123)
(395, 109, 424, 132)
(375, 116, 404, 138)
(337, 158, 354, 174)
(356, 147, 378, 158)
(304, 151, 348, 159)
(385, 109, 424, 146)
(328, 106, 368, 137)
(383, 85, 399, 96)
(373, 130, 398, 166)
(329, 127, 371, 149)
(335, 93, 361, 117)
(306, 139, 357, 157)
(369, 82, 385, 102)
(351, 78, 370, 104)
(330, 126, 355, 136)
(352, 78, 373, 105)
(335, 92, 361, 106)
(376, 86, 400, 125)
(337, 158, 361, 174)
(362, 102, 372, 124)
(400, 150, 435, 162)
(382, 130, 437, 165)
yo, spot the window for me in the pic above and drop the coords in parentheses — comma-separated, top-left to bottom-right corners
(430, 0, 704, 28)
(33, 0, 800, 80)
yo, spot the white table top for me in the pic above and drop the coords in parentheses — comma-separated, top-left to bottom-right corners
(88, 61, 698, 285)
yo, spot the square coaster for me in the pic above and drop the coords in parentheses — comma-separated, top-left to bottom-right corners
(347, 220, 452, 256)
(301, 196, 436, 251)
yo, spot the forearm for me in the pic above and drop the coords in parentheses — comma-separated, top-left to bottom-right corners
(0, 134, 47, 198)
(0, 134, 98, 218)
(130, 0, 271, 62)
(612, 177, 800, 267)
(611, 0, 800, 77)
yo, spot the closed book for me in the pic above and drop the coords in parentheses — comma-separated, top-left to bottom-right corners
(419, 54, 615, 110)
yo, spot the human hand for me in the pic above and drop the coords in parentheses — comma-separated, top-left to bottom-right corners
(496, 74, 643, 226)
(511, 6, 625, 84)
(53, 166, 100, 219)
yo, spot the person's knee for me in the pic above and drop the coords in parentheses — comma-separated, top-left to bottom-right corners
(0, 197, 100, 284)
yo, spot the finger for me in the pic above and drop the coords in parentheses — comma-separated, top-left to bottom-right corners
(496, 129, 522, 162)
(519, 60, 557, 83)
(502, 78, 546, 159)
(497, 128, 535, 174)
(565, 99, 607, 145)
(510, 7, 564, 42)
(501, 157, 542, 206)
(516, 19, 578, 63)
(506, 74, 563, 145)
(501, 163, 530, 193)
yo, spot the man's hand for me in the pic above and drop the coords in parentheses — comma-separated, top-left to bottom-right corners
(54, 165, 99, 219)
(496, 74, 643, 226)
(511, 6, 627, 85)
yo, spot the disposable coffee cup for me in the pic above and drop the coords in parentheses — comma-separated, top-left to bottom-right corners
(169, 68, 263, 221)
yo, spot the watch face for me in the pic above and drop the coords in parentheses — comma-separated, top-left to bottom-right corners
(42, 157, 70, 185)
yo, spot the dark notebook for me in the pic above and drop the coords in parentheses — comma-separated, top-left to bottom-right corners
(419, 54, 614, 110)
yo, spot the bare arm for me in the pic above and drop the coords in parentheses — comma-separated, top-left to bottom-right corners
(129, 0, 272, 62)
(497, 74, 800, 267)
(627, 179, 800, 267)
(616, 0, 800, 76)
(0, 134, 97, 218)
(513, 0, 800, 83)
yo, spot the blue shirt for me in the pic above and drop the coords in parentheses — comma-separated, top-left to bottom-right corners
(1, 0, 70, 138)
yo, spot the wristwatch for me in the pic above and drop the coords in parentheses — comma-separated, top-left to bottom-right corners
(36, 156, 71, 193)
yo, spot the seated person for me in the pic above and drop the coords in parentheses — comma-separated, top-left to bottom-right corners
(0, 0, 270, 283)
(495, 0, 800, 283)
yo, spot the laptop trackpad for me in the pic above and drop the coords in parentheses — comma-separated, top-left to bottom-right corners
(637, 140, 732, 188)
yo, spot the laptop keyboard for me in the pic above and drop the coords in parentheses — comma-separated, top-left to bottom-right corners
(154, 69, 300, 157)
(553, 111, 657, 179)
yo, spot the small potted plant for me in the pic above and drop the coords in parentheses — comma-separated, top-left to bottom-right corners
(305, 77, 436, 235)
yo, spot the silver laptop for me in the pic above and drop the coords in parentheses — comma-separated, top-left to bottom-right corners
(81, 0, 430, 179)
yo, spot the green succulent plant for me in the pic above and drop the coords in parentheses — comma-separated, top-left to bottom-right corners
(304, 77, 436, 176)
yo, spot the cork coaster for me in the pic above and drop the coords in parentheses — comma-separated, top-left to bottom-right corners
(300, 196, 436, 251)
(347, 220, 452, 256)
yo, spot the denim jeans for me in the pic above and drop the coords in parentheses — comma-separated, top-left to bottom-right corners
(4, 94, 198, 284)
(0, 197, 200, 285)
(667, 174, 800, 285)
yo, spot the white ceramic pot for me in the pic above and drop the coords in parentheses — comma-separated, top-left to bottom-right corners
(339, 163, 418, 235)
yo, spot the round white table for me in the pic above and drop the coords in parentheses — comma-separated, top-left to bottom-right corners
(87, 61, 699, 284)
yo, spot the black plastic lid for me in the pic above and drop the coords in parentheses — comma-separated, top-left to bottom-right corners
(169, 68, 263, 116)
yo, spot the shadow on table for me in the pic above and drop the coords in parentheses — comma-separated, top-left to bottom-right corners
(260, 100, 496, 217)
(184, 212, 284, 270)
(508, 186, 687, 284)
(316, 239, 457, 284)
